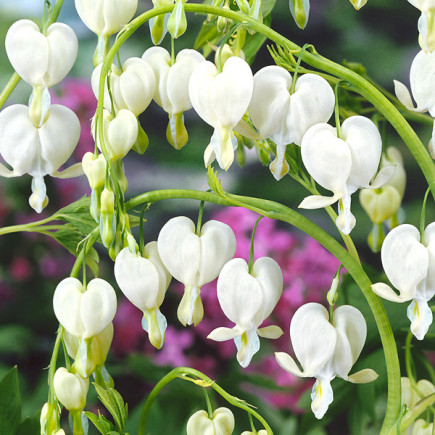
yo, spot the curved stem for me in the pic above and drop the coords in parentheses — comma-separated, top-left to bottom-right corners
(138, 367, 273, 435)
(0, 72, 21, 110)
(126, 188, 400, 433)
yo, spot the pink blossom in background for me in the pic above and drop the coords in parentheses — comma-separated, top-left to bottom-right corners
(153, 326, 194, 367)
(9, 257, 32, 281)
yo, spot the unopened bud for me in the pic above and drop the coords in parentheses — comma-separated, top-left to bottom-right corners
(166, 113, 188, 150)
(167, 0, 187, 39)
(349, 0, 367, 9)
(289, 0, 310, 30)
(53, 368, 89, 412)
(187, 407, 235, 435)
(100, 188, 116, 248)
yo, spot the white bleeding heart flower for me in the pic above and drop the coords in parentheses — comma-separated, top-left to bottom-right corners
(208, 257, 283, 368)
(142, 47, 205, 150)
(5, 19, 78, 88)
(93, 108, 138, 160)
(0, 104, 82, 213)
(407, 0, 435, 52)
(248, 66, 334, 180)
(275, 303, 378, 419)
(75, 0, 138, 38)
(92, 58, 156, 116)
(299, 116, 393, 235)
(372, 223, 435, 340)
(189, 56, 254, 170)
(114, 243, 171, 349)
(53, 277, 117, 340)
(157, 216, 236, 327)
(401, 377, 435, 409)
(53, 368, 89, 411)
(186, 407, 235, 435)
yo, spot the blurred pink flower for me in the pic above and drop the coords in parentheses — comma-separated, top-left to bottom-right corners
(112, 300, 143, 355)
(10, 257, 32, 281)
(153, 326, 194, 367)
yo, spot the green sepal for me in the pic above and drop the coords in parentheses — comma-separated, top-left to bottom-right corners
(132, 122, 149, 155)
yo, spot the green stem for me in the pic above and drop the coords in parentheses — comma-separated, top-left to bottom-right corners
(125, 188, 400, 433)
(0, 72, 21, 110)
(71, 410, 85, 435)
(203, 388, 213, 419)
(44, 0, 65, 29)
(248, 216, 263, 273)
(70, 228, 100, 279)
(48, 326, 64, 407)
(138, 367, 273, 435)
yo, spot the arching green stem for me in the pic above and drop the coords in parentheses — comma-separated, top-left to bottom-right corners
(126, 188, 400, 433)
(138, 367, 273, 435)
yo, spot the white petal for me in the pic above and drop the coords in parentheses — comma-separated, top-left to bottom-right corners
(167, 49, 205, 114)
(381, 224, 428, 301)
(80, 278, 117, 339)
(114, 248, 162, 311)
(299, 193, 342, 209)
(208, 326, 243, 341)
(367, 165, 395, 189)
(257, 325, 284, 339)
(341, 116, 382, 191)
(410, 50, 435, 116)
(198, 219, 236, 285)
(38, 105, 80, 175)
(407, 298, 433, 340)
(290, 303, 336, 377)
(347, 369, 379, 383)
(371, 282, 409, 303)
(286, 73, 335, 145)
(275, 352, 306, 377)
(217, 258, 263, 327)
(157, 216, 200, 286)
(5, 20, 48, 87)
(75, 0, 104, 35)
(52, 162, 84, 179)
(251, 257, 283, 325)
(311, 376, 334, 419)
(0, 105, 38, 175)
(249, 65, 292, 141)
(44, 23, 78, 86)
(394, 80, 419, 111)
(144, 241, 172, 299)
(301, 123, 351, 196)
(101, 0, 138, 37)
(119, 57, 156, 115)
(235, 328, 260, 367)
(53, 277, 84, 337)
(332, 305, 367, 379)
(423, 222, 435, 301)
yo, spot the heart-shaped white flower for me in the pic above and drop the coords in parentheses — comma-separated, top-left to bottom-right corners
(53, 368, 89, 411)
(75, 0, 138, 38)
(157, 216, 236, 326)
(372, 223, 435, 340)
(186, 407, 235, 435)
(53, 277, 117, 340)
(0, 104, 82, 213)
(208, 257, 283, 368)
(114, 243, 171, 348)
(299, 116, 393, 234)
(248, 66, 334, 180)
(94, 109, 138, 161)
(92, 58, 156, 116)
(275, 303, 378, 419)
(5, 20, 78, 88)
(189, 56, 253, 170)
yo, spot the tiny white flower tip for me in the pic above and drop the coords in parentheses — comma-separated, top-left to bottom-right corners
(371, 282, 409, 303)
(311, 377, 334, 419)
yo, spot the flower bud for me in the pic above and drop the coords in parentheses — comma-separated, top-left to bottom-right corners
(82, 152, 107, 191)
(100, 187, 116, 248)
(40, 402, 59, 435)
(167, 0, 187, 39)
(53, 368, 89, 411)
(359, 186, 401, 224)
(186, 407, 235, 435)
(289, 0, 310, 30)
(349, 0, 367, 9)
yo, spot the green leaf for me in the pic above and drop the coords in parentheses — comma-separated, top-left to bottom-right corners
(194, 21, 220, 58)
(55, 196, 98, 236)
(14, 416, 39, 435)
(0, 326, 34, 356)
(94, 384, 128, 433)
(84, 410, 115, 435)
(0, 367, 21, 435)
(244, 14, 272, 63)
(261, 0, 276, 16)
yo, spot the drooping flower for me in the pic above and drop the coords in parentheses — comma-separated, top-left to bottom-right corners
(142, 47, 205, 149)
(299, 116, 393, 235)
(275, 303, 378, 419)
(247, 66, 334, 180)
(372, 223, 435, 340)
(93, 108, 138, 161)
(114, 243, 171, 349)
(189, 56, 254, 170)
(407, 0, 435, 52)
(0, 104, 82, 213)
(186, 407, 235, 435)
(75, 0, 138, 39)
(5, 19, 78, 89)
(53, 368, 89, 411)
(91, 58, 156, 116)
(53, 277, 117, 340)
(157, 216, 236, 327)
(208, 257, 283, 368)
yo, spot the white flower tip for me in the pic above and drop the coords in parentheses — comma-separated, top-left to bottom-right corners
(258, 325, 284, 339)
(347, 368, 379, 383)
(368, 165, 395, 189)
(371, 282, 410, 303)
(311, 377, 333, 419)
(393, 80, 417, 111)
(408, 299, 433, 340)
(299, 194, 340, 209)
(275, 352, 305, 377)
